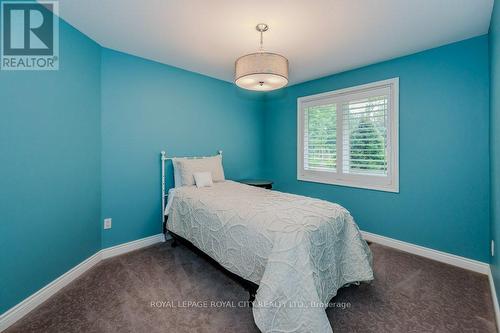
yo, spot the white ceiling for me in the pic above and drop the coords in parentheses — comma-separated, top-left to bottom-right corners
(53, 0, 494, 85)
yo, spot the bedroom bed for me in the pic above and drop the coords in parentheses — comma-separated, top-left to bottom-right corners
(161, 151, 374, 333)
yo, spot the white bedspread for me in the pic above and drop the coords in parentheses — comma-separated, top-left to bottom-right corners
(166, 181, 373, 333)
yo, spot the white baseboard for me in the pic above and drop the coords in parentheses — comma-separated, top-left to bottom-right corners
(361, 230, 489, 274)
(0, 252, 101, 332)
(0, 233, 165, 332)
(101, 234, 165, 259)
(362, 230, 498, 330)
(488, 267, 500, 333)
(0, 230, 495, 331)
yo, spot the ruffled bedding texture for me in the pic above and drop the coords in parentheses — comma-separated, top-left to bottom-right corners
(166, 180, 373, 333)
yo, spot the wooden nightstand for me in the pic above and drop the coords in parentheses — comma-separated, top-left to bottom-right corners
(238, 179, 273, 189)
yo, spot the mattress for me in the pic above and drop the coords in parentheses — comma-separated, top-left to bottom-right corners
(166, 180, 373, 333)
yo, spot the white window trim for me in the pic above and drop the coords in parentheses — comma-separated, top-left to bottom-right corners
(297, 78, 399, 193)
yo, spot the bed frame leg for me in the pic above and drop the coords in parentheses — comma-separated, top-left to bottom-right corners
(171, 238, 178, 248)
(248, 291, 256, 303)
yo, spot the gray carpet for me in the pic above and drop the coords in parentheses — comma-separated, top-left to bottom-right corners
(6, 241, 496, 333)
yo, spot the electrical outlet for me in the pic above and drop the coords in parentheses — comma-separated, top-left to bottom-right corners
(492, 240, 495, 257)
(104, 218, 112, 230)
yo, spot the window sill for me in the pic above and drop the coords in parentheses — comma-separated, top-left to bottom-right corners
(297, 174, 399, 193)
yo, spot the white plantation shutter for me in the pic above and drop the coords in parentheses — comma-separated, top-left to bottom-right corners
(304, 103, 337, 172)
(297, 79, 399, 192)
(342, 93, 389, 176)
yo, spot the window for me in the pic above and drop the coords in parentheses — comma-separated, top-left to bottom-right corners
(297, 78, 399, 192)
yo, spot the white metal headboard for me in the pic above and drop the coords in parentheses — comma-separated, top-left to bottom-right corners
(160, 150, 223, 225)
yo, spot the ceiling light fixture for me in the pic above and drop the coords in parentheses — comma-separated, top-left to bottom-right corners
(234, 23, 289, 91)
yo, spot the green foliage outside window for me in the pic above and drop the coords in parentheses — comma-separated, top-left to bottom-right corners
(349, 117, 386, 172)
(307, 105, 336, 169)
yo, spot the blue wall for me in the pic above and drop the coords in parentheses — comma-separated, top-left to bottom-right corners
(0, 20, 102, 313)
(263, 36, 490, 262)
(100, 48, 264, 248)
(490, 0, 500, 298)
(0, 5, 495, 316)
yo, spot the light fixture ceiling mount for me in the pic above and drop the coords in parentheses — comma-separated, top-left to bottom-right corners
(256, 23, 269, 34)
(234, 23, 289, 91)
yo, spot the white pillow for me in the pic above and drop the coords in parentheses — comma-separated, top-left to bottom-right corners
(177, 155, 225, 186)
(193, 172, 213, 188)
(172, 158, 184, 188)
